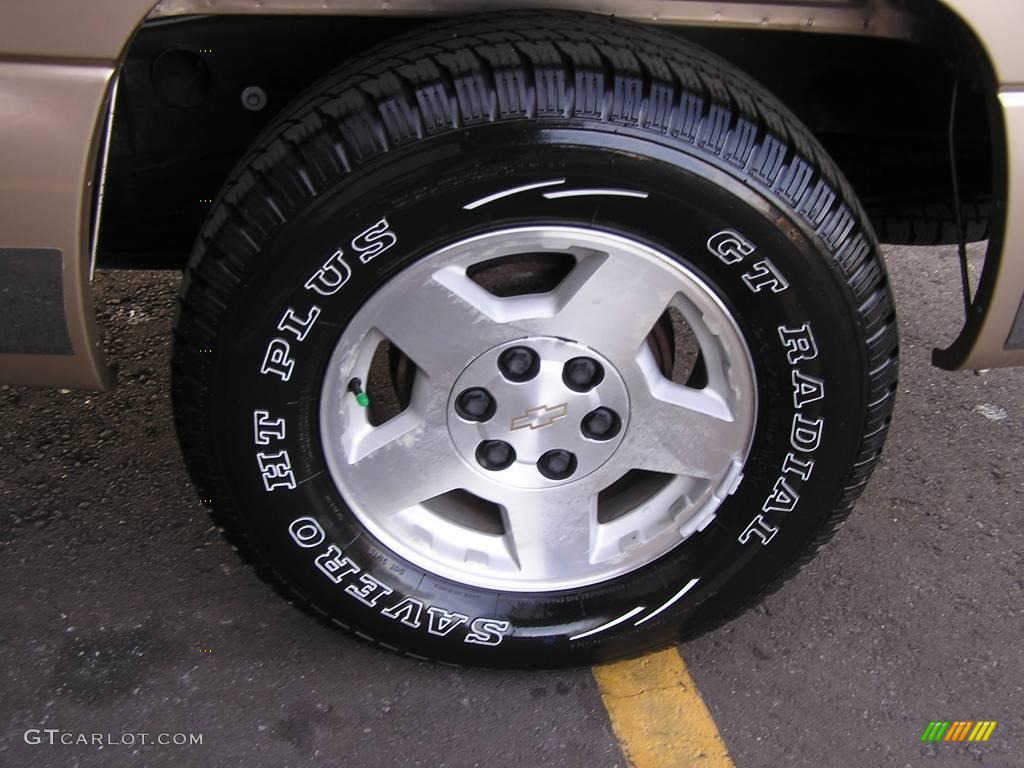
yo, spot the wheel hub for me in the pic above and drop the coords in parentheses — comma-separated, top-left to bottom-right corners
(448, 338, 629, 489)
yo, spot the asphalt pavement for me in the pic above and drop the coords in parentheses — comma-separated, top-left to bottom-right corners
(0, 243, 1020, 767)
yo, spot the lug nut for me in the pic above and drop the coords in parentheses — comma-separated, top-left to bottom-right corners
(562, 357, 604, 392)
(581, 407, 621, 441)
(476, 440, 516, 471)
(498, 346, 540, 382)
(537, 449, 578, 480)
(455, 387, 496, 422)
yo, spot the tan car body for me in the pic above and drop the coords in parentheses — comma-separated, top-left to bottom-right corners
(1, 0, 1023, 389)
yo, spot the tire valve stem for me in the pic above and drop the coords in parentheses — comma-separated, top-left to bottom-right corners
(347, 378, 370, 408)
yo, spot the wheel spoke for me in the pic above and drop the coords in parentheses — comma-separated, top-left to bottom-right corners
(370, 270, 513, 385)
(620, 377, 745, 480)
(341, 429, 470, 513)
(334, 378, 474, 513)
(496, 487, 599, 579)
(608, 344, 744, 478)
(590, 476, 690, 564)
(518, 250, 680, 359)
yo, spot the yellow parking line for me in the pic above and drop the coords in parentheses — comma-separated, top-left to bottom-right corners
(593, 647, 734, 768)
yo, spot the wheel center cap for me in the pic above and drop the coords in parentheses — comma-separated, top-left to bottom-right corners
(447, 337, 629, 488)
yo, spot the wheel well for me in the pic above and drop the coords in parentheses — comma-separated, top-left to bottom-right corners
(96, 7, 994, 268)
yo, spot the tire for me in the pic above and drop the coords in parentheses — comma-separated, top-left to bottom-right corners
(172, 10, 898, 668)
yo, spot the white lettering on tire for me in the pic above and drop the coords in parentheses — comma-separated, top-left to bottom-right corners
(289, 519, 512, 646)
(738, 515, 779, 545)
(315, 545, 360, 583)
(791, 413, 824, 452)
(304, 249, 352, 296)
(706, 228, 789, 295)
(253, 409, 286, 445)
(761, 476, 799, 514)
(737, 287, 825, 545)
(260, 339, 294, 381)
(792, 370, 825, 409)
(382, 597, 425, 628)
(778, 323, 819, 364)
(288, 516, 325, 549)
(426, 607, 470, 637)
(351, 218, 398, 264)
(260, 223, 398, 384)
(277, 305, 321, 342)
(707, 229, 755, 265)
(781, 451, 815, 482)
(345, 573, 394, 607)
(465, 618, 512, 646)
(741, 259, 790, 293)
(257, 450, 296, 491)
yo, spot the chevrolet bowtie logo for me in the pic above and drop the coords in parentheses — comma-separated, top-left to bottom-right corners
(510, 403, 568, 431)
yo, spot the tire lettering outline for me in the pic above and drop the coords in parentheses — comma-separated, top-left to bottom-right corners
(791, 413, 824, 453)
(465, 618, 512, 646)
(707, 228, 755, 265)
(304, 249, 352, 296)
(291, 522, 512, 646)
(351, 218, 398, 265)
(734, 257, 820, 546)
(345, 573, 394, 607)
(426, 607, 470, 637)
(256, 450, 296, 491)
(792, 369, 825, 409)
(738, 515, 779, 545)
(277, 305, 321, 342)
(315, 544, 360, 584)
(253, 409, 286, 445)
(762, 476, 799, 514)
(781, 451, 815, 482)
(288, 516, 325, 549)
(742, 259, 790, 294)
(382, 597, 425, 628)
(259, 338, 294, 382)
(262, 220, 398, 383)
(778, 323, 819, 365)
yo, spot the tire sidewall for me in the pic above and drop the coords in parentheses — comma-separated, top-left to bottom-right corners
(207, 124, 867, 666)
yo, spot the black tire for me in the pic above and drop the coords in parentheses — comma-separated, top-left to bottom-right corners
(172, 11, 898, 668)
